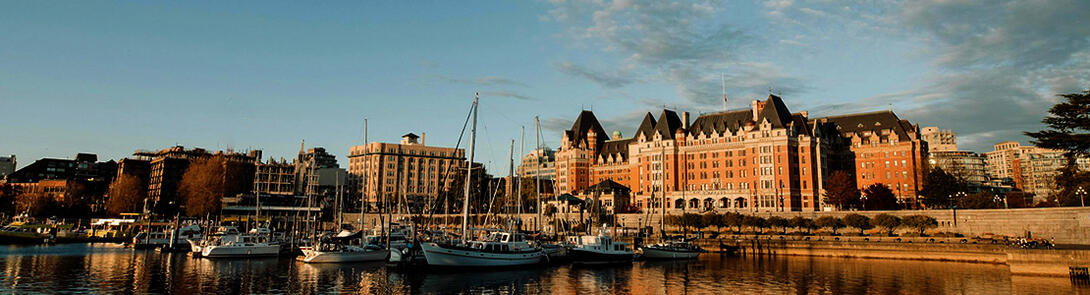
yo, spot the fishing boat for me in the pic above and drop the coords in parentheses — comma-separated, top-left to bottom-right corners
(568, 227, 633, 264)
(419, 93, 545, 268)
(639, 240, 705, 259)
(189, 226, 279, 258)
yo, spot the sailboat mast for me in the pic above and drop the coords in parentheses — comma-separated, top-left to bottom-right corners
(518, 126, 524, 222)
(660, 143, 666, 239)
(534, 116, 542, 233)
(361, 118, 367, 245)
(461, 93, 478, 239)
(508, 139, 515, 232)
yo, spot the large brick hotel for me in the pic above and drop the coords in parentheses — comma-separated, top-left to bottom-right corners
(555, 95, 928, 212)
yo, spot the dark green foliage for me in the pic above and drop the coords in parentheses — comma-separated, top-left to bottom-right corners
(1026, 89, 1090, 207)
(842, 214, 873, 235)
(902, 215, 938, 235)
(919, 168, 967, 209)
(873, 213, 901, 235)
(789, 216, 815, 234)
(814, 216, 844, 234)
(768, 216, 790, 233)
(862, 183, 900, 210)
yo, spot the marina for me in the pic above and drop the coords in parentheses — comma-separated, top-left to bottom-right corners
(0, 242, 1085, 294)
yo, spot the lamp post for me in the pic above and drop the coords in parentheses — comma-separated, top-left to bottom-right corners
(1077, 186, 1086, 208)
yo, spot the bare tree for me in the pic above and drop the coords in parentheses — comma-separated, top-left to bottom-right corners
(106, 175, 147, 216)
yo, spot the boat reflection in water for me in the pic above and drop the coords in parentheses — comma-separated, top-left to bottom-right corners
(0, 243, 1087, 294)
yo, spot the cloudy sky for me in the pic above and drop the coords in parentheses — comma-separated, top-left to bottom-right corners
(2, 0, 1088, 173)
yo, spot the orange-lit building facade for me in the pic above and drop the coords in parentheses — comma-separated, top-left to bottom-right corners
(556, 95, 928, 212)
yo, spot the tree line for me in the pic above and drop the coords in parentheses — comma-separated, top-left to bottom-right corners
(665, 212, 939, 237)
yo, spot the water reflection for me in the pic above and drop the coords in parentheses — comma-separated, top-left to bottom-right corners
(0, 243, 1086, 294)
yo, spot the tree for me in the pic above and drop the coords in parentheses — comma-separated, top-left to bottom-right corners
(842, 214, 873, 235)
(702, 212, 722, 233)
(824, 171, 860, 210)
(958, 192, 999, 209)
(722, 212, 743, 233)
(861, 183, 899, 210)
(681, 213, 704, 233)
(873, 213, 901, 236)
(790, 216, 815, 234)
(742, 215, 768, 233)
(919, 168, 967, 209)
(768, 216, 791, 234)
(16, 192, 59, 218)
(902, 215, 938, 236)
(1004, 191, 1033, 208)
(1027, 90, 1090, 207)
(106, 175, 147, 216)
(814, 216, 844, 235)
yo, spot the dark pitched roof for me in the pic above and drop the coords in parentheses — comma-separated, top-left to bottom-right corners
(599, 138, 632, 160)
(688, 109, 752, 136)
(758, 94, 794, 128)
(814, 110, 914, 141)
(653, 109, 684, 139)
(402, 133, 419, 139)
(634, 113, 657, 140)
(584, 179, 631, 193)
(564, 110, 609, 146)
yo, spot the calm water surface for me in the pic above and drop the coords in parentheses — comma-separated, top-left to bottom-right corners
(0, 243, 1086, 294)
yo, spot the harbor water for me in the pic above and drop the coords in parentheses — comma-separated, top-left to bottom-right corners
(0, 243, 1086, 294)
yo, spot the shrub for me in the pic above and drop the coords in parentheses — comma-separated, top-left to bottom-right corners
(814, 216, 844, 235)
(873, 213, 901, 236)
(902, 215, 938, 236)
(842, 214, 873, 235)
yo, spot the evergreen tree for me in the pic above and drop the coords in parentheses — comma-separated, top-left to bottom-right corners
(1026, 89, 1090, 207)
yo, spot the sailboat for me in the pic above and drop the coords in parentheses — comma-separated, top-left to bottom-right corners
(637, 135, 703, 260)
(301, 156, 388, 263)
(420, 93, 546, 267)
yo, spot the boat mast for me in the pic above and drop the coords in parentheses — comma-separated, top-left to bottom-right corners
(360, 118, 367, 245)
(508, 139, 515, 232)
(461, 93, 478, 239)
(518, 126, 524, 228)
(534, 116, 542, 233)
(660, 142, 666, 240)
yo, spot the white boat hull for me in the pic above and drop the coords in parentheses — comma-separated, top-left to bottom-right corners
(301, 248, 387, 263)
(640, 247, 701, 259)
(421, 243, 543, 267)
(201, 245, 280, 258)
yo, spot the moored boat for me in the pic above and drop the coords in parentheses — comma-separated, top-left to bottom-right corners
(568, 228, 633, 265)
(420, 230, 545, 267)
(189, 226, 279, 258)
(639, 240, 705, 259)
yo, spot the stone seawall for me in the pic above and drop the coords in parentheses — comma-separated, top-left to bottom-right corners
(347, 207, 1090, 245)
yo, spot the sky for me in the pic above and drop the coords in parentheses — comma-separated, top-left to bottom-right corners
(2, 0, 1088, 173)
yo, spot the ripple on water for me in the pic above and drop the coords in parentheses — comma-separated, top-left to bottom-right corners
(0, 244, 1086, 294)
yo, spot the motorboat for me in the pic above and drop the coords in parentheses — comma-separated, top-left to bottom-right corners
(300, 230, 388, 263)
(132, 224, 201, 249)
(189, 226, 279, 258)
(639, 240, 705, 259)
(421, 230, 545, 267)
(568, 228, 633, 264)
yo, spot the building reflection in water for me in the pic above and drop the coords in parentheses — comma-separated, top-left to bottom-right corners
(1, 243, 1087, 294)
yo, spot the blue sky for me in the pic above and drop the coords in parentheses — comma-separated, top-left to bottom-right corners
(3, 1, 1088, 173)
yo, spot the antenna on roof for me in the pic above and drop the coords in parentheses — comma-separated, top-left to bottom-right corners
(722, 73, 727, 112)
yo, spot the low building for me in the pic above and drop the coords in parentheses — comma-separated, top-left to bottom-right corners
(0, 155, 14, 180)
(254, 158, 295, 196)
(580, 179, 632, 214)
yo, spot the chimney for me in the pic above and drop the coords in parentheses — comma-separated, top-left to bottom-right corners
(682, 112, 690, 129)
(422, 132, 426, 146)
(751, 100, 760, 121)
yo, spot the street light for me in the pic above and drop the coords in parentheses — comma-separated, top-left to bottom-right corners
(1077, 186, 1087, 208)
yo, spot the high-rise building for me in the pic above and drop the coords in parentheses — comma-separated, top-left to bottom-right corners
(347, 133, 469, 212)
(516, 148, 556, 181)
(929, 151, 988, 186)
(921, 127, 957, 152)
(555, 94, 928, 212)
(0, 155, 14, 180)
(983, 141, 1088, 201)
